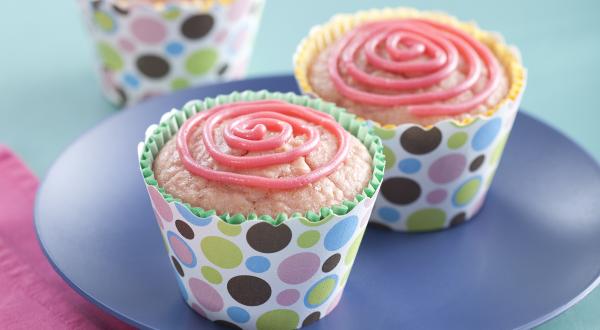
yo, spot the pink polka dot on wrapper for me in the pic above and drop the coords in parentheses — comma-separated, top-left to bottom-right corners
(277, 252, 320, 285)
(189, 278, 224, 312)
(428, 154, 467, 184)
(276, 289, 300, 306)
(213, 29, 228, 44)
(148, 186, 172, 221)
(117, 38, 135, 53)
(169, 234, 194, 266)
(130, 17, 167, 44)
(426, 189, 448, 205)
(191, 303, 207, 318)
(152, 208, 164, 229)
(228, 0, 251, 21)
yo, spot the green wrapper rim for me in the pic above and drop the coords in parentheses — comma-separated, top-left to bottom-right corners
(139, 90, 385, 225)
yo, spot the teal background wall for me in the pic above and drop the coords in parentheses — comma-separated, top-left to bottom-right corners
(1, 1, 599, 328)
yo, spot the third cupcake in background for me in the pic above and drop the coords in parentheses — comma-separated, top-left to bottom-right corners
(294, 8, 526, 231)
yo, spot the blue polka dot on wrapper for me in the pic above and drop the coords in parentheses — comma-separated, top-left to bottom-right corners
(324, 215, 358, 251)
(175, 203, 212, 227)
(123, 73, 140, 88)
(165, 41, 184, 55)
(398, 158, 421, 174)
(472, 118, 502, 151)
(378, 207, 401, 223)
(245, 256, 270, 273)
(227, 306, 250, 323)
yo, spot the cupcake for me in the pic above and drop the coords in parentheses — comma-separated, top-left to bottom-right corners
(78, 0, 264, 107)
(138, 91, 384, 329)
(294, 8, 526, 231)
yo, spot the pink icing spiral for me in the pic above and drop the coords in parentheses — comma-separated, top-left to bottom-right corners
(328, 18, 501, 116)
(176, 100, 350, 189)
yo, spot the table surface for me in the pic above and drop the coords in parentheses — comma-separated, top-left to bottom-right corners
(1, 0, 599, 329)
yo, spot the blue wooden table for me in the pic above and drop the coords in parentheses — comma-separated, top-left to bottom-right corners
(1, 0, 599, 328)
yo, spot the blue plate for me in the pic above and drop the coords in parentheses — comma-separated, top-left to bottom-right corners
(35, 75, 600, 330)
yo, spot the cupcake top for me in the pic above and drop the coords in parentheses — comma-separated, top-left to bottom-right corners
(146, 92, 383, 223)
(296, 9, 525, 126)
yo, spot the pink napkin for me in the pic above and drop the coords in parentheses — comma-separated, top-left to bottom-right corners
(0, 146, 131, 329)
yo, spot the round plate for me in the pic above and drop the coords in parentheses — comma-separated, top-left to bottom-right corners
(35, 75, 600, 330)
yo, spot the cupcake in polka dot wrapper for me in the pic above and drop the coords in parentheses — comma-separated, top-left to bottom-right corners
(138, 91, 385, 329)
(294, 8, 526, 232)
(78, 0, 264, 107)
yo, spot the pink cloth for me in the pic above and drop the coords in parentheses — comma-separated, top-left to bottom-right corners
(0, 146, 131, 330)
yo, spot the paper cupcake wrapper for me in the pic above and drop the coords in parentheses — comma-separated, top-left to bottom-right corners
(293, 8, 527, 232)
(137, 91, 384, 329)
(78, 0, 264, 108)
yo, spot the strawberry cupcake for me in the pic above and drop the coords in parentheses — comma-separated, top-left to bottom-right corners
(138, 91, 384, 329)
(294, 8, 526, 231)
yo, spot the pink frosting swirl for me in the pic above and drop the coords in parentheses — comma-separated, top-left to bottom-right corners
(328, 18, 501, 116)
(176, 100, 350, 189)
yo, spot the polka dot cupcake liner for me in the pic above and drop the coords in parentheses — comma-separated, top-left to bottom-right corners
(367, 97, 523, 231)
(293, 8, 527, 232)
(78, 0, 264, 108)
(137, 91, 384, 329)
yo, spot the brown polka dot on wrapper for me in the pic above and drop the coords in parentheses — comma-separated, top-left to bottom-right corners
(302, 311, 321, 326)
(450, 212, 467, 227)
(246, 222, 291, 253)
(381, 177, 421, 205)
(175, 219, 194, 240)
(322, 254, 341, 273)
(136, 54, 170, 79)
(218, 63, 229, 76)
(227, 275, 271, 306)
(171, 256, 184, 277)
(114, 86, 127, 108)
(214, 320, 242, 329)
(400, 126, 442, 155)
(181, 14, 214, 40)
(112, 3, 128, 15)
(469, 155, 485, 172)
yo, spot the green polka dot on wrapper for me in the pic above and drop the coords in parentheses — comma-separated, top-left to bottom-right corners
(406, 208, 446, 231)
(162, 7, 181, 20)
(94, 11, 114, 32)
(200, 236, 242, 269)
(373, 124, 396, 140)
(297, 230, 320, 248)
(447, 131, 468, 149)
(256, 309, 299, 330)
(490, 134, 509, 165)
(340, 269, 351, 286)
(201, 266, 222, 284)
(217, 220, 241, 236)
(382, 146, 396, 170)
(170, 78, 190, 91)
(97, 42, 123, 71)
(305, 275, 338, 308)
(185, 48, 218, 76)
(300, 215, 333, 227)
(453, 177, 482, 207)
(344, 231, 364, 266)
